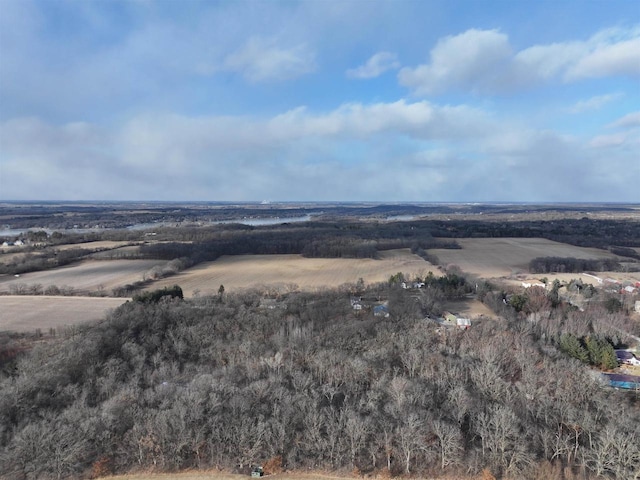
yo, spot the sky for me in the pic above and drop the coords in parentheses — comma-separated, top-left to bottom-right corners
(0, 0, 639, 202)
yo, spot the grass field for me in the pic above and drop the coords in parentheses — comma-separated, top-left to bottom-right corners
(148, 249, 436, 297)
(0, 295, 127, 333)
(429, 238, 623, 278)
(0, 259, 166, 294)
(54, 240, 134, 251)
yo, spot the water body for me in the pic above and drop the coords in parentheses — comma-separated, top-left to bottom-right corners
(385, 215, 424, 221)
(1, 216, 314, 237)
(0, 228, 54, 237)
(212, 215, 312, 226)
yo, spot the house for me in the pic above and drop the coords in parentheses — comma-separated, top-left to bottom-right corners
(457, 317, 472, 329)
(13, 239, 25, 246)
(350, 297, 363, 310)
(615, 350, 640, 366)
(635, 301, 640, 314)
(439, 312, 472, 329)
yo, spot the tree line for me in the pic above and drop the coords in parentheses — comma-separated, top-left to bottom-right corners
(529, 257, 622, 274)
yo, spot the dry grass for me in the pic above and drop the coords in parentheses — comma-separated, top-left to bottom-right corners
(430, 238, 623, 279)
(53, 240, 133, 251)
(443, 298, 496, 319)
(0, 259, 167, 294)
(0, 295, 127, 333)
(0, 251, 31, 264)
(147, 249, 437, 297)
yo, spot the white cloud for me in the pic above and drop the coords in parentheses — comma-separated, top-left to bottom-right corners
(567, 37, 640, 80)
(398, 29, 513, 95)
(223, 37, 316, 82)
(346, 52, 400, 79)
(400, 26, 640, 95)
(3, 98, 638, 202)
(566, 93, 623, 114)
(266, 100, 494, 140)
(608, 111, 640, 129)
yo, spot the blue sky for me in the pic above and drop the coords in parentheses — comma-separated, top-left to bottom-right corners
(0, 0, 638, 202)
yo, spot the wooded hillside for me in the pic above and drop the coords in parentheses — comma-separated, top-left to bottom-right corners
(1, 281, 638, 479)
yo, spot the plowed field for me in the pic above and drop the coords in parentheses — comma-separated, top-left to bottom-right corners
(429, 238, 622, 278)
(0, 260, 166, 294)
(148, 249, 436, 297)
(0, 296, 127, 333)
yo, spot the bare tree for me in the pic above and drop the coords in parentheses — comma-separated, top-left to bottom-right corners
(433, 419, 463, 470)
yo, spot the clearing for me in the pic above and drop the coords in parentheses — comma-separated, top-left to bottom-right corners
(0, 259, 166, 294)
(0, 295, 127, 333)
(147, 249, 436, 297)
(53, 240, 134, 251)
(444, 298, 496, 319)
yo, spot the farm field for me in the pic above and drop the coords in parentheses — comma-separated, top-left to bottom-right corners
(0, 259, 167, 294)
(0, 295, 127, 333)
(148, 249, 437, 297)
(54, 240, 134, 251)
(429, 238, 624, 279)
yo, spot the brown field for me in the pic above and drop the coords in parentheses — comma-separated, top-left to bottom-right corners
(54, 240, 134, 251)
(148, 249, 437, 297)
(444, 298, 496, 319)
(0, 295, 127, 333)
(429, 238, 623, 279)
(0, 259, 167, 294)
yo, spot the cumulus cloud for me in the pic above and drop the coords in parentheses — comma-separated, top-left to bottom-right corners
(399, 26, 640, 95)
(398, 29, 513, 95)
(223, 37, 316, 82)
(346, 52, 400, 79)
